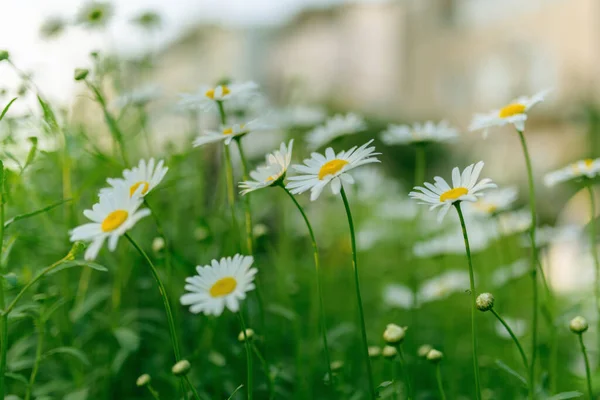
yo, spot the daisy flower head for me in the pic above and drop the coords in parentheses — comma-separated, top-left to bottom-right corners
(467, 186, 518, 216)
(180, 254, 257, 316)
(381, 120, 458, 145)
(101, 158, 168, 198)
(469, 89, 550, 136)
(305, 113, 366, 150)
(193, 118, 267, 147)
(76, 1, 114, 29)
(409, 161, 497, 222)
(178, 81, 259, 112)
(69, 185, 150, 260)
(544, 158, 600, 187)
(239, 140, 293, 195)
(286, 139, 380, 201)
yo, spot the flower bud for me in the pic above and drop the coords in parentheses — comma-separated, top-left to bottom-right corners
(418, 344, 433, 358)
(0, 50, 9, 62)
(253, 223, 268, 238)
(136, 374, 151, 387)
(476, 293, 494, 312)
(382, 345, 398, 360)
(383, 323, 406, 345)
(570, 316, 589, 334)
(330, 360, 344, 372)
(368, 346, 381, 358)
(67, 241, 87, 260)
(237, 328, 255, 342)
(171, 360, 191, 376)
(426, 349, 443, 363)
(74, 68, 89, 81)
(152, 237, 165, 253)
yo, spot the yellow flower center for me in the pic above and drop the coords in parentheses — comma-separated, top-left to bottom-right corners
(222, 128, 233, 135)
(318, 159, 349, 180)
(205, 85, 230, 100)
(584, 159, 594, 168)
(498, 103, 526, 118)
(209, 277, 237, 297)
(474, 201, 497, 214)
(572, 159, 595, 173)
(440, 187, 468, 202)
(129, 181, 150, 197)
(101, 210, 129, 232)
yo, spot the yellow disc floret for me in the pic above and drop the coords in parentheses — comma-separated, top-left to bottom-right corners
(440, 187, 468, 202)
(498, 103, 526, 118)
(209, 277, 237, 297)
(318, 159, 349, 180)
(101, 210, 129, 232)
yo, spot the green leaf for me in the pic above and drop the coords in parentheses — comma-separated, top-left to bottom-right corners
(547, 392, 583, 400)
(494, 359, 527, 387)
(64, 388, 89, 400)
(226, 385, 244, 400)
(5, 371, 29, 385)
(114, 327, 140, 351)
(69, 287, 111, 322)
(0, 97, 17, 122)
(43, 346, 90, 366)
(48, 260, 108, 275)
(21, 136, 39, 173)
(4, 199, 71, 228)
(37, 95, 59, 134)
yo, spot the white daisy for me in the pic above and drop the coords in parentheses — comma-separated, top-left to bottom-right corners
(380, 120, 458, 145)
(239, 140, 293, 195)
(178, 81, 259, 112)
(465, 186, 518, 216)
(417, 270, 471, 305)
(383, 284, 414, 309)
(305, 113, 366, 149)
(69, 185, 151, 260)
(544, 158, 600, 187)
(497, 209, 532, 236)
(101, 158, 168, 198)
(180, 254, 257, 316)
(469, 89, 550, 135)
(413, 222, 495, 257)
(274, 105, 326, 129)
(193, 119, 267, 147)
(409, 161, 497, 222)
(286, 139, 380, 201)
(113, 84, 162, 108)
(492, 259, 529, 287)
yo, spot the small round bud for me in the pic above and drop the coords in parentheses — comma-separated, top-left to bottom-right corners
(136, 374, 151, 387)
(330, 360, 344, 372)
(476, 293, 495, 312)
(0, 50, 9, 62)
(171, 360, 191, 376)
(368, 346, 381, 358)
(152, 237, 165, 253)
(237, 328, 255, 342)
(253, 223, 268, 238)
(426, 349, 443, 363)
(418, 344, 433, 358)
(383, 323, 406, 345)
(570, 316, 589, 334)
(382, 345, 398, 360)
(74, 68, 89, 81)
(194, 226, 209, 241)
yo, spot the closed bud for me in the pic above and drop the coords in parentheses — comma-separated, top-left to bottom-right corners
(74, 68, 89, 81)
(67, 241, 87, 260)
(426, 349, 443, 363)
(237, 328, 255, 342)
(383, 323, 406, 345)
(368, 346, 381, 358)
(171, 360, 191, 376)
(136, 374, 151, 387)
(152, 237, 165, 253)
(569, 316, 589, 334)
(0, 50, 9, 62)
(382, 345, 398, 360)
(476, 293, 494, 312)
(418, 344, 433, 358)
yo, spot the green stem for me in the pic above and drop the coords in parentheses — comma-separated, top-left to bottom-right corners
(397, 346, 413, 400)
(517, 130, 539, 400)
(454, 203, 482, 400)
(146, 385, 161, 400)
(252, 343, 274, 400)
(339, 186, 376, 400)
(238, 313, 253, 400)
(138, 106, 153, 155)
(143, 198, 173, 288)
(124, 234, 181, 362)
(391, 359, 398, 400)
(0, 172, 7, 400)
(235, 138, 254, 255)
(586, 185, 600, 355)
(183, 375, 203, 400)
(24, 317, 44, 400)
(280, 186, 334, 382)
(490, 309, 529, 372)
(578, 334, 594, 400)
(435, 364, 447, 400)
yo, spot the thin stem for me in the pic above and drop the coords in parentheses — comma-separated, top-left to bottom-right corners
(391, 359, 398, 400)
(435, 364, 447, 400)
(397, 346, 413, 400)
(0, 176, 7, 400)
(339, 186, 376, 400)
(138, 106, 154, 155)
(586, 185, 600, 354)
(490, 309, 529, 372)
(578, 334, 594, 400)
(235, 138, 254, 255)
(280, 186, 334, 382)
(454, 203, 482, 400)
(143, 198, 173, 288)
(517, 130, 539, 398)
(146, 385, 161, 400)
(252, 343, 274, 400)
(238, 313, 253, 400)
(183, 375, 203, 400)
(124, 234, 181, 362)
(24, 318, 44, 400)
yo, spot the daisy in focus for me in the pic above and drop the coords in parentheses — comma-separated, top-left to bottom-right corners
(409, 161, 497, 222)
(544, 158, 600, 187)
(178, 81, 259, 112)
(76, 1, 114, 29)
(239, 140, 293, 195)
(305, 113, 366, 149)
(469, 90, 549, 135)
(180, 254, 257, 316)
(286, 139, 380, 201)
(466, 186, 518, 216)
(381, 120, 458, 145)
(193, 119, 267, 147)
(69, 185, 151, 260)
(101, 158, 168, 198)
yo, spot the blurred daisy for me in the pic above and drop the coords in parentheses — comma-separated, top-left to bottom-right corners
(381, 120, 458, 145)
(180, 254, 257, 316)
(418, 270, 471, 305)
(305, 113, 366, 149)
(409, 161, 497, 222)
(69, 185, 150, 260)
(414, 223, 494, 257)
(286, 140, 380, 201)
(101, 158, 168, 198)
(495, 317, 527, 339)
(193, 119, 267, 147)
(532, 224, 582, 248)
(40, 16, 66, 39)
(132, 10, 162, 30)
(274, 105, 326, 129)
(178, 81, 259, 112)
(76, 1, 114, 29)
(466, 186, 518, 216)
(544, 158, 600, 187)
(383, 283, 414, 309)
(239, 140, 293, 195)
(113, 85, 162, 109)
(492, 259, 529, 287)
(497, 209, 532, 236)
(469, 90, 549, 135)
